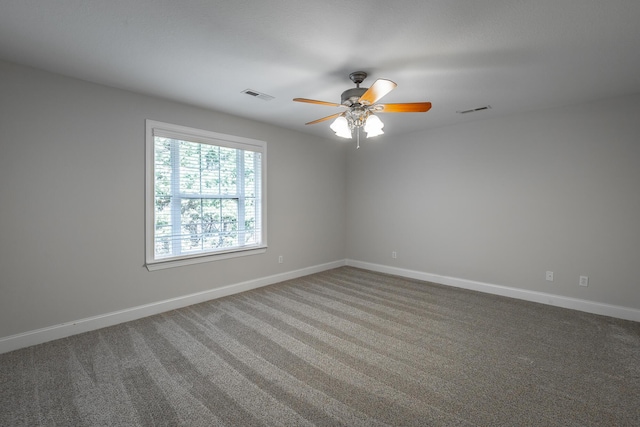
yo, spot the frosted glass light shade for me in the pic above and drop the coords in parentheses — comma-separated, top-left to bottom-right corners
(330, 116, 352, 138)
(364, 114, 384, 138)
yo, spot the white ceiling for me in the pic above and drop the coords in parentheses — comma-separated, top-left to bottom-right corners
(1, 1, 639, 139)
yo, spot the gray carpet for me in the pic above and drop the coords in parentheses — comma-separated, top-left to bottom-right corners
(1, 267, 639, 426)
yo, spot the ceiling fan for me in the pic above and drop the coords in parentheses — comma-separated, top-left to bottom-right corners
(293, 71, 431, 147)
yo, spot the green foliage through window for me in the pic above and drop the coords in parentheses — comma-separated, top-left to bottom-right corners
(152, 136, 262, 259)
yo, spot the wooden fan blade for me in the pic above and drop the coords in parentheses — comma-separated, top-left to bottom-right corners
(358, 79, 397, 105)
(293, 98, 343, 107)
(377, 102, 432, 113)
(305, 112, 343, 125)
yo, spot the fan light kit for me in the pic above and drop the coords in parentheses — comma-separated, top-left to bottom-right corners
(294, 71, 431, 148)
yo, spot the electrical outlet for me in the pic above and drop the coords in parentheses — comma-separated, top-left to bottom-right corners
(278, 255, 283, 264)
(546, 271, 554, 282)
(392, 251, 397, 259)
(579, 276, 589, 287)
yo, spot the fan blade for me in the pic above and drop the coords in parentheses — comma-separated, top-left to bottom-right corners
(305, 112, 343, 125)
(358, 79, 397, 105)
(376, 102, 432, 113)
(293, 98, 343, 107)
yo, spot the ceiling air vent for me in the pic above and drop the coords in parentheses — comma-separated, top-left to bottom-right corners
(456, 105, 491, 114)
(241, 89, 274, 101)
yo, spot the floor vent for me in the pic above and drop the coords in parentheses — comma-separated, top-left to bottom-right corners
(241, 89, 275, 101)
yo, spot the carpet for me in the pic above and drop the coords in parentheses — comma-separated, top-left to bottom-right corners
(1, 267, 639, 426)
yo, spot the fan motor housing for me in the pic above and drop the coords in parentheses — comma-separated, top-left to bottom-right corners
(341, 87, 367, 106)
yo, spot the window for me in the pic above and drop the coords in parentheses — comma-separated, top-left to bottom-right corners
(145, 120, 266, 270)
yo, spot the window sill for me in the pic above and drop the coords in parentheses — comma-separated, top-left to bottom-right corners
(145, 246, 267, 271)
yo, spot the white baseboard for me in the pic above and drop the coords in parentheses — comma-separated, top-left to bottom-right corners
(0, 260, 345, 354)
(346, 259, 640, 323)
(3, 258, 637, 355)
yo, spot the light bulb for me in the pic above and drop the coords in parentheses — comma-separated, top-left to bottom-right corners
(330, 116, 352, 139)
(364, 114, 384, 138)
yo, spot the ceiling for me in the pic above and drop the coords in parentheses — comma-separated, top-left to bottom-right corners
(1, 1, 640, 139)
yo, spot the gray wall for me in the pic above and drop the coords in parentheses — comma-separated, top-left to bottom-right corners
(2, 57, 639, 342)
(346, 94, 640, 310)
(0, 60, 347, 338)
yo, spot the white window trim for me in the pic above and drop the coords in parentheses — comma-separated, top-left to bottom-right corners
(145, 120, 267, 271)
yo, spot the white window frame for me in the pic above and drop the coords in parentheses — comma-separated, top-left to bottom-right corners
(145, 120, 267, 271)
